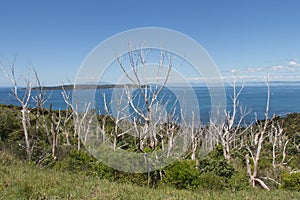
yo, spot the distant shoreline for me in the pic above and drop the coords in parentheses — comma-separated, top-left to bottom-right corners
(31, 84, 145, 90)
(17, 80, 300, 90)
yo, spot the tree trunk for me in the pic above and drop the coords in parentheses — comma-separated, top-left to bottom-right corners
(21, 108, 31, 159)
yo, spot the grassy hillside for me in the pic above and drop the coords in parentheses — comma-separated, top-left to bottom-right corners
(1, 104, 300, 199)
(0, 152, 299, 199)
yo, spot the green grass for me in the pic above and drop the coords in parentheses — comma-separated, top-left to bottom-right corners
(0, 161, 299, 200)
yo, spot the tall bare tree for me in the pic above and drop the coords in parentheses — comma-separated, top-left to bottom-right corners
(62, 86, 91, 150)
(31, 69, 53, 146)
(211, 79, 250, 161)
(2, 61, 32, 159)
(271, 120, 289, 168)
(116, 46, 174, 152)
(245, 79, 272, 190)
(102, 91, 134, 150)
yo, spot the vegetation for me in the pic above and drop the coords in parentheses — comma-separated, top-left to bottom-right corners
(1, 56, 299, 198)
(1, 151, 300, 199)
(0, 102, 300, 198)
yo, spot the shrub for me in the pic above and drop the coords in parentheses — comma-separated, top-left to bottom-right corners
(198, 146, 235, 179)
(199, 158, 234, 178)
(228, 171, 250, 191)
(198, 172, 227, 190)
(89, 160, 114, 179)
(54, 149, 96, 172)
(163, 160, 201, 189)
(0, 105, 21, 141)
(280, 172, 300, 191)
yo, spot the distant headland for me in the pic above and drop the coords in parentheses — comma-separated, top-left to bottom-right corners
(31, 84, 148, 90)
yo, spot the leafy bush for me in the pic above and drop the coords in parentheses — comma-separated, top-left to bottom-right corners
(53, 149, 147, 185)
(89, 160, 114, 179)
(163, 160, 201, 189)
(280, 172, 300, 191)
(0, 105, 21, 141)
(54, 149, 96, 172)
(228, 171, 250, 191)
(199, 158, 234, 178)
(198, 172, 227, 190)
(199, 146, 235, 179)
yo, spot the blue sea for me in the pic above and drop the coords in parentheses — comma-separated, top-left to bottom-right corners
(1, 83, 300, 124)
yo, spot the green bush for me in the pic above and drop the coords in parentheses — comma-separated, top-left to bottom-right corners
(0, 105, 21, 141)
(199, 158, 234, 178)
(198, 172, 227, 190)
(198, 146, 235, 179)
(162, 146, 237, 190)
(280, 172, 300, 191)
(54, 149, 96, 172)
(89, 160, 114, 179)
(53, 149, 148, 184)
(163, 160, 201, 189)
(228, 171, 250, 191)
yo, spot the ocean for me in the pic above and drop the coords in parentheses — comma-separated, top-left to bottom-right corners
(0, 83, 299, 124)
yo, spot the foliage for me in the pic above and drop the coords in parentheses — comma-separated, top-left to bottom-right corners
(0, 106, 20, 140)
(1, 161, 300, 199)
(197, 172, 227, 190)
(280, 172, 300, 191)
(0, 104, 21, 141)
(53, 148, 150, 186)
(162, 160, 201, 189)
(228, 171, 250, 191)
(1, 103, 300, 191)
(59, 149, 96, 171)
(199, 145, 235, 178)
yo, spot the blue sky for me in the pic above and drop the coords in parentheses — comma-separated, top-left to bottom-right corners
(1, 0, 300, 86)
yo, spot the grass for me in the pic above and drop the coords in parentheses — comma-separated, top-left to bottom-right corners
(0, 160, 299, 200)
(0, 151, 299, 199)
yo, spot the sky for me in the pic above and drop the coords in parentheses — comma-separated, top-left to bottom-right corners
(1, 0, 300, 86)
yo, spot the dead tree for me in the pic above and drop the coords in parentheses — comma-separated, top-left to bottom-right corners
(31, 69, 53, 146)
(48, 106, 62, 159)
(211, 79, 250, 161)
(62, 86, 91, 150)
(116, 46, 174, 152)
(189, 113, 206, 160)
(59, 87, 73, 146)
(245, 79, 272, 190)
(32, 69, 61, 160)
(2, 61, 32, 159)
(271, 121, 289, 168)
(102, 91, 134, 150)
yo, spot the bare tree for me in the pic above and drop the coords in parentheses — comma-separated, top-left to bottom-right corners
(245, 79, 272, 190)
(2, 60, 32, 159)
(116, 46, 174, 152)
(49, 106, 62, 159)
(271, 121, 289, 168)
(31, 69, 61, 160)
(58, 87, 73, 146)
(189, 116, 206, 160)
(101, 91, 134, 150)
(62, 106, 73, 146)
(31, 69, 53, 146)
(62, 86, 91, 150)
(211, 79, 250, 161)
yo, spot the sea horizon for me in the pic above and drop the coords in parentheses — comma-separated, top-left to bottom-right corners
(1, 82, 299, 125)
